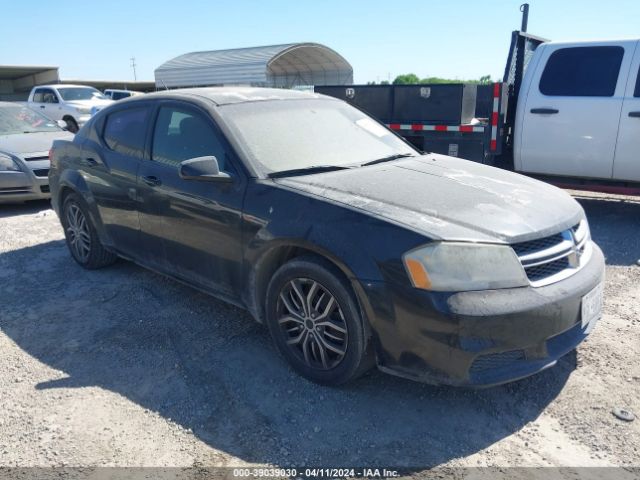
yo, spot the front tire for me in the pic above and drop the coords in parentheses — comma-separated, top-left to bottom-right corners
(61, 193, 117, 269)
(64, 117, 79, 133)
(265, 256, 373, 385)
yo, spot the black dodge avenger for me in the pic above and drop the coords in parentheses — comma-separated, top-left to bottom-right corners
(49, 87, 605, 386)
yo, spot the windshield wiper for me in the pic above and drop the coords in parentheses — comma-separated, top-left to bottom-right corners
(360, 153, 415, 167)
(268, 165, 351, 178)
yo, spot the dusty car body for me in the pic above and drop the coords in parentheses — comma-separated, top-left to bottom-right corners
(0, 102, 74, 203)
(48, 88, 605, 386)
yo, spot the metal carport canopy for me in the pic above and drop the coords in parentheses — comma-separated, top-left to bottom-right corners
(154, 42, 353, 88)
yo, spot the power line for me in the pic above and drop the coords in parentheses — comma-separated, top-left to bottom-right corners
(130, 57, 137, 81)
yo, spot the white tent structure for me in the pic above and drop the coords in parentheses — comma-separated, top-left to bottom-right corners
(155, 43, 353, 89)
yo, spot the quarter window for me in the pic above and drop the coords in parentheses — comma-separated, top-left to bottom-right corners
(539, 46, 624, 97)
(103, 107, 149, 158)
(151, 106, 227, 170)
(634, 65, 640, 97)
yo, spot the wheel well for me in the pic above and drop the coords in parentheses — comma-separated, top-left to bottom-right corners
(62, 115, 76, 122)
(251, 246, 352, 323)
(58, 186, 74, 211)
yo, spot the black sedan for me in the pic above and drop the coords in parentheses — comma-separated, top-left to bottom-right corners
(49, 88, 605, 386)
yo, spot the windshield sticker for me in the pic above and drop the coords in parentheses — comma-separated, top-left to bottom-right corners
(356, 117, 390, 138)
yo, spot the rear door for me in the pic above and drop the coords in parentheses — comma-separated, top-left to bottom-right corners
(612, 41, 640, 182)
(85, 104, 151, 256)
(137, 101, 246, 298)
(519, 42, 633, 179)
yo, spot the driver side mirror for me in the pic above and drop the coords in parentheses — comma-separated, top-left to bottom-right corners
(179, 156, 232, 182)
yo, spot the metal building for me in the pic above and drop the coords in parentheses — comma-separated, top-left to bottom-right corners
(154, 43, 353, 89)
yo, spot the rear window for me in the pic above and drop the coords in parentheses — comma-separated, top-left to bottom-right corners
(103, 107, 149, 158)
(539, 46, 624, 97)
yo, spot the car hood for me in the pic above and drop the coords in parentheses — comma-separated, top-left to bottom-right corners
(66, 99, 113, 108)
(0, 131, 75, 157)
(274, 154, 584, 243)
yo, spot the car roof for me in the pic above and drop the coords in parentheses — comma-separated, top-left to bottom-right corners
(137, 86, 324, 106)
(34, 84, 98, 89)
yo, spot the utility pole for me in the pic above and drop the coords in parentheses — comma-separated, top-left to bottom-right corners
(130, 57, 137, 81)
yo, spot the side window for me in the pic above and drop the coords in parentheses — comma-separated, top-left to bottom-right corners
(42, 89, 59, 104)
(635, 65, 640, 97)
(103, 107, 149, 158)
(539, 46, 624, 97)
(32, 89, 44, 103)
(151, 106, 227, 171)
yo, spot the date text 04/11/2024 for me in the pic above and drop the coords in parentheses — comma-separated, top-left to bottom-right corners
(232, 468, 400, 478)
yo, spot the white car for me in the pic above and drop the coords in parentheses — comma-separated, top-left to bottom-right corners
(27, 84, 113, 133)
(104, 89, 144, 100)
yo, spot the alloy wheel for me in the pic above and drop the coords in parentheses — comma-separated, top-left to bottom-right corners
(277, 278, 348, 370)
(66, 203, 91, 263)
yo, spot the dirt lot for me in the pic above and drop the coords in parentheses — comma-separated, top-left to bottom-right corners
(0, 192, 638, 473)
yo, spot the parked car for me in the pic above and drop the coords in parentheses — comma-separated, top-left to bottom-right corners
(104, 89, 144, 101)
(49, 88, 605, 387)
(0, 102, 73, 203)
(27, 84, 113, 133)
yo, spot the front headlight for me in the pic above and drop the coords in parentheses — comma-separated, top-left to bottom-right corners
(403, 242, 529, 292)
(0, 153, 21, 172)
(75, 107, 91, 114)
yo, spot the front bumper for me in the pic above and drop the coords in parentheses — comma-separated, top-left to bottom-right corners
(360, 243, 605, 387)
(0, 171, 50, 203)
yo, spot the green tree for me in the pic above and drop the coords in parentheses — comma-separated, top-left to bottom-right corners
(385, 73, 496, 85)
(392, 73, 421, 85)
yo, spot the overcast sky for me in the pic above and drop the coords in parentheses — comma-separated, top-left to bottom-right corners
(2, 0, 638, 84)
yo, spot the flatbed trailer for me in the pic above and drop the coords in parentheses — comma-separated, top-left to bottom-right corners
(315, 30, 544, 168)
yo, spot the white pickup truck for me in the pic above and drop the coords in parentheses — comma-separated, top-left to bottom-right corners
(27, 84, 113, 133)
(513, 38, 640, 185)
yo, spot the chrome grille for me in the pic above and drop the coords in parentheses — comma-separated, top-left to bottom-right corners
(511, 220, 591, 287)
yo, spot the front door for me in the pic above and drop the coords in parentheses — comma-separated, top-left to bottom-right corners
(613, 41, 640, 182)
(137, 102, 245, 298)
(520, 43, 632, 179)
(32, 88, 61, 121)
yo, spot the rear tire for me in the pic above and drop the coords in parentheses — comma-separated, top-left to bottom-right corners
(265, 255, 373, 385)
(61, 193, 117, 269)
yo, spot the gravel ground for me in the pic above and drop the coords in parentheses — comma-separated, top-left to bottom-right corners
(0, 192, 638, 473)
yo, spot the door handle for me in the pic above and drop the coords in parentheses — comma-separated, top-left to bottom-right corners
(82, 157, 97, 167)
(530, 108, 559, 114)
(142, 175, 162, 187)
(39, 105, 45, 109)
(628, 111, 640, 118)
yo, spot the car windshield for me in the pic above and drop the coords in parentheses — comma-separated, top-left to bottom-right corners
(220, 98, 417, 175)
(57, 87, 107, 101)
(0, 104, 62, 134)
